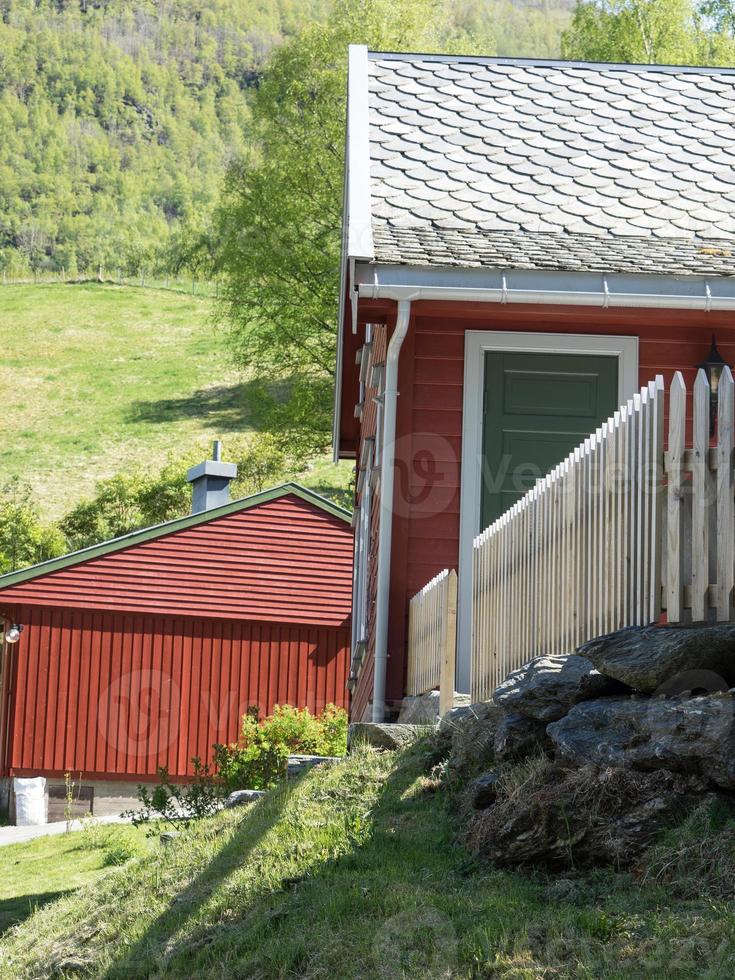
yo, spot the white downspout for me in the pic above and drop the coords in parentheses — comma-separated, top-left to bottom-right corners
(372, 298, 411, 722)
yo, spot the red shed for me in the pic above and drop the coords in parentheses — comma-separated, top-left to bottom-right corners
(0, 481, 352, 813)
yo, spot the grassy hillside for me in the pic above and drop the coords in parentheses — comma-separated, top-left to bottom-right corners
(2, 743, 734, 978)
(0, 282, 350, 521)
(0, 282, 237, 517)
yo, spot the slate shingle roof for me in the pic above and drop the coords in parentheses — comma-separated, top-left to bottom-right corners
(366, 53, 735, 276)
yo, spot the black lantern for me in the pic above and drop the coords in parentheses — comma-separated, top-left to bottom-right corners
(697, 334, 730, 436)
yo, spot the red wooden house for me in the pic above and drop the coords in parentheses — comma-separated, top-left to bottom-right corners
(335, 48, 735, 721)
(0, 473, 352, 815)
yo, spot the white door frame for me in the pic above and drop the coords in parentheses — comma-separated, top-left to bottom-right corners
(455, 330, 639, 693)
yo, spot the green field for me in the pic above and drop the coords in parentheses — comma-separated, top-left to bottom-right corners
(0, 283, 350, 520)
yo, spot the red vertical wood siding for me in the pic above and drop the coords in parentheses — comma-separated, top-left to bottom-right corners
(0, 494, 352, 628)
(350, 300, 735, 718)
(2, 605, 350, 779)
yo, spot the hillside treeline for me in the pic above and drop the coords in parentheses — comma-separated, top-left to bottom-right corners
(0, 0, 330, 276)
(0, 0, 573, 276)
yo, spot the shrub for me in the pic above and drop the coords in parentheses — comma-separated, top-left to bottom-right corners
(101, 836, 140, 866)
(122, 759, 225, 834)
(214, 704, 348, 792)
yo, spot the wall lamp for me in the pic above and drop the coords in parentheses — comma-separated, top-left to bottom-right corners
(4, 624, 23, 645)
(697, 334, 730, 436)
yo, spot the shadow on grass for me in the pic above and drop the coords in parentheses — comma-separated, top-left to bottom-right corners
(126, 382, 256, 431)
(105, 742, 456, 979)
(0, 890, 74, 934)
(102, 784, 296, 979)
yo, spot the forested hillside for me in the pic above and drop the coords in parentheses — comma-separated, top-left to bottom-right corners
(0, 0, 573, 277)
(0, 0, 330, 276)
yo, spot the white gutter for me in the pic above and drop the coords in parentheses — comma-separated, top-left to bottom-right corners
(372, 297, 412, 722)
(355, 265, 735, 311)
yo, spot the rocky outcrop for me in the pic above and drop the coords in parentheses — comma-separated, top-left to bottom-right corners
(467, 763, 708, 869)
(467, 770, 501, 810)
(493, 654, 624, 721)
(441, 702, 503, 777)
(579, 624, 735, 693)
(494, 711, 552, 762)
(348, 723, 425, 751)
(548, 694, 735, 790)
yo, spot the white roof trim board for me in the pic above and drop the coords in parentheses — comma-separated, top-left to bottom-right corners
(346, 45, 374, 261)
(345, 46, 735, 278)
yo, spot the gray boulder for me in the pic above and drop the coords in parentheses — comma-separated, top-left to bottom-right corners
(225, 789, 266, 808)
(467, 763, 707, 869)
(579, 624, 735, 693)
(548, 694, 735, 790)
(348, 723, 425, 751)
(467, 770, 501, 810)
(494, 711, 552, 762)
(399, 690, 471, 725)
(493, 654, 624, 721)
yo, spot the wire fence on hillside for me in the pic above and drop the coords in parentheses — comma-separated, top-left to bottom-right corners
(0, 269, 221, 298)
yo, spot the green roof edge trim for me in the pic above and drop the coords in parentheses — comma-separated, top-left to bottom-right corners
(0, 483, 352, 591)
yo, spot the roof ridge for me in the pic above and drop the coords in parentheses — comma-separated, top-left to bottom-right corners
(0, 482, 351, 591)
(366, 49, 735, 75)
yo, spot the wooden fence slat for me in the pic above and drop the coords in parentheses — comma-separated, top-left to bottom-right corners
(692, 369, 710, 622)
(667, 373, 686, 623)
(717, 366, 734, 621)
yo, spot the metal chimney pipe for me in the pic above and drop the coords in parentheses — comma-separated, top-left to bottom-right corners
(186, 441, 238, 514)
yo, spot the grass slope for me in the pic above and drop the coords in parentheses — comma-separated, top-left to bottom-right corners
(0, 283, 240, 518)
(3, 743, 735, 979)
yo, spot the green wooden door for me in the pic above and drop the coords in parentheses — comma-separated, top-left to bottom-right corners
(480, 351, 619, 528)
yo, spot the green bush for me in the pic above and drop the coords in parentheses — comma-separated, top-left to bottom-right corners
(123, 759, 226, 833)
(214, 704, 348, 791)
(101, 837, 140, 867)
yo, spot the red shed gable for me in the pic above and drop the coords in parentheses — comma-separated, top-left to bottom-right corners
(0, 487, 352, 628)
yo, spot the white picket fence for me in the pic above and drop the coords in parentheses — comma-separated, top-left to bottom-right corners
(406, 568, 457, 716)
(469, 367, 735, 701)
(666, 367, 735, 623)
(471, 376, 666, 702)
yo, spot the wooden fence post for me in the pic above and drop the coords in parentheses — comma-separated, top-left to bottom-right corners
(667, 372, 686, 622)
(692, 369, 710, 621)
(439, 570, 457, 717)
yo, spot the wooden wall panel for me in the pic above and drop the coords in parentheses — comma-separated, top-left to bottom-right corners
(350, 298, 735, 712)
(2, 605, 350, 779)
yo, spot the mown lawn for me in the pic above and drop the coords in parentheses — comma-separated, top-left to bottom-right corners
(0, 282, 352, 519)
(0, 823, 151, 936)
(2, 743, 734, 978)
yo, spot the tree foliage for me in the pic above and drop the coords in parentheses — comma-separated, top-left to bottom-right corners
(214, 0, 497, 457)
(0, 478, 65, 573)
(58, 433, 302, 550)
(562, 0, 735, 63)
